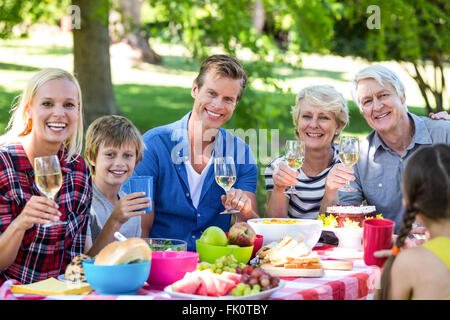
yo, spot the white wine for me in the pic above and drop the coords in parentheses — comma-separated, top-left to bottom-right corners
(36, 172, 63, 199)
(339, 153, 359, 167)
(286, 157, 304, 170)
(215, 175, 236, 191)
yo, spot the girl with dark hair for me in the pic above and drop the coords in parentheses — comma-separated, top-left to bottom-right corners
(377, 144, 450, 300)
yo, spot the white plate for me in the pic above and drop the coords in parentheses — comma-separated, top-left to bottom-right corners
(57, 274, 88, 285)
(164, 280, 285, 300)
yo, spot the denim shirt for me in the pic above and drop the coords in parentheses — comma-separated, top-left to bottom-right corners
(339, 112, 450, 232)
(133, 112, 258, 251)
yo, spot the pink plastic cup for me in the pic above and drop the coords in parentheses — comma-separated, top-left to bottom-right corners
(147, 251, 199, 290)
(363, 218, 395, 267)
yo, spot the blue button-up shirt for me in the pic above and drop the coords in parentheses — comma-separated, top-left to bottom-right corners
(133, 112, 258, 251)
(339, 112, 450, 232)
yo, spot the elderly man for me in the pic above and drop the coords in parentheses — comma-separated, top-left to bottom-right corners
(321, 65, 450, 232)
(134, 55, 259, 251)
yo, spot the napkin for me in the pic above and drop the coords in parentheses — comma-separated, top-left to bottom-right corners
(11, 277, 92, 295)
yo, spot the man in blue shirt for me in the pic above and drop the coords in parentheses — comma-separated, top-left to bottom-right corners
(135, 55, 259, 250)
(320, 65, 450, 233)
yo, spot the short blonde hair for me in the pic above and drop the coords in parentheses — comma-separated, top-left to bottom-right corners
(84, 115, 144, 175)
(291, 85, 349, 140)
(0, 68, 83, 162)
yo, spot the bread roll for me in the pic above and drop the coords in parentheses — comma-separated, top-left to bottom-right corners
(65, 254, 91, 283)
(94, 238, 152, 266)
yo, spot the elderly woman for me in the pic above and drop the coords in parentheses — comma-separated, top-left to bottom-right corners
(265, 85, 349, 219)
(0, 68, 92, 284)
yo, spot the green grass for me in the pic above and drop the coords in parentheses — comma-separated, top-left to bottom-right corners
(115, 83, 192, 132)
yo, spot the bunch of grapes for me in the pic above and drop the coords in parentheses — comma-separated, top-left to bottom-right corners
(196, 255, 247, 274)
(232, 266, 280, 296)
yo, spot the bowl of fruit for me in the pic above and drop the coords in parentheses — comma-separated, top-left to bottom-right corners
(196, 223, 257, 264)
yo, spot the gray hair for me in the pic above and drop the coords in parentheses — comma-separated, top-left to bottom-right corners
(351, 65, 407, 111)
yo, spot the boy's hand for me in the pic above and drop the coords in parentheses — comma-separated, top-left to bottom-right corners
(110, 192, 151, 225)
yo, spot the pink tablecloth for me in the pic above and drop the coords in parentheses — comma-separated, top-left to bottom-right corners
(0, 246, 380, 301)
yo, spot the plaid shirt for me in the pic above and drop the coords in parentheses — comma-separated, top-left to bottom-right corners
(0, 143, 92, 284)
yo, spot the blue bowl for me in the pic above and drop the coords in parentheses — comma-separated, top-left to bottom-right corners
(82, 259, 151, 295)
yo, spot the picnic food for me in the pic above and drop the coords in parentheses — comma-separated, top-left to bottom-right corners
(258, 235, 324, 277)
(197, 254, 247, 274)
(232, 266, 280, 296)
(228, 222, 256, 247)
(254, 219, 306, 224)
(171, 269, 240, 297)
(324, 205, 377, 228)
(199, 226, 228, 246)
(258, 235, 309, 266)
(94, 238, 152, 266)
(65, 254, 91, 283)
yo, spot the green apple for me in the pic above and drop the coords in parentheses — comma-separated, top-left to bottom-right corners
(199, 226, 228, 246)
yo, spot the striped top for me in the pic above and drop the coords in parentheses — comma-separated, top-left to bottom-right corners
(264, 145, 340, 219)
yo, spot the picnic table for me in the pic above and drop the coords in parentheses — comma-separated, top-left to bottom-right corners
(0, 245, 380, 301)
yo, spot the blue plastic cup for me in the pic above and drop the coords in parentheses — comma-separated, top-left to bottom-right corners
(127, 176, 153, 213)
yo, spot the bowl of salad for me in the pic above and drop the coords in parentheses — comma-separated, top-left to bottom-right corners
(143, 238, 187, 251)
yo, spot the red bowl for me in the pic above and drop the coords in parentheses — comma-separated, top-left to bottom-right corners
(225, 232, 263, 260)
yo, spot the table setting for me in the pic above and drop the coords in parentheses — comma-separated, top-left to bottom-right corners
(0, 213, 388, 301)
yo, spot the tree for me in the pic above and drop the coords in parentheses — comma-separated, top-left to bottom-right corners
(149, 0, 336, 130)
(72, 0, 120, 126)
(113, 0, 162, 64)
(330, 0, 449, 113)
(0, 0, 121, 127)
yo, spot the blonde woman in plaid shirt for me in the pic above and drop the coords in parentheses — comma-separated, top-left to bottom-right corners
(0, 68, 92, 284)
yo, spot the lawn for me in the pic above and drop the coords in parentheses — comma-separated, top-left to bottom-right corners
(0, 30, 429, 214)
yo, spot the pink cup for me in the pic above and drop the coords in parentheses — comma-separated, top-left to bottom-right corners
(363, 218, 395, 267)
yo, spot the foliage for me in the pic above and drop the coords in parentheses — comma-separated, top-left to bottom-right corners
(330, 0, 449, 112)
(147, 0, 338, 131)
(0, 0, 70, 38)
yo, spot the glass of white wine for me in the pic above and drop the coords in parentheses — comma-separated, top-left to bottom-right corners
(338, 136, 360, 192)
(284, 140, 305, 195)
(214, 156, 239, 214)
(34, 155, 66, 226)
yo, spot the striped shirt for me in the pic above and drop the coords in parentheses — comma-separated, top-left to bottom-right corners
(265, 145, 339, 219)
(0, 143, 92, 284)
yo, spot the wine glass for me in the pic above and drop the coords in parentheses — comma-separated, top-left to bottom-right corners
(338, 136, 360, 192)
(284, 140, 305, 195)
(214, 156, 239, 214)
(34, 155, 66, 226)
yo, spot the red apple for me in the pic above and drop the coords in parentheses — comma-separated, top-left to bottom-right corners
(228, 222, 256, 247)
